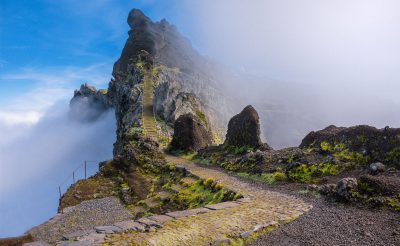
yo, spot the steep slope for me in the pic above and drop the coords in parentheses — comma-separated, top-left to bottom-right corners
(107, 9, 233, 155)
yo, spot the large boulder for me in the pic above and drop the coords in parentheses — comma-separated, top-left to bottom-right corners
(359, 175, 400, 196)
(224, 105, 268, 149)
(170, 113, 212, 152)
(336, 178, 358, 200)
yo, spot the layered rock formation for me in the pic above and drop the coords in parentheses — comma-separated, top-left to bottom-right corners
(170, 113, 212, 151)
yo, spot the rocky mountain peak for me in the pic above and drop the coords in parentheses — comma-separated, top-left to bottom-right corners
(127, 8, 151, 29)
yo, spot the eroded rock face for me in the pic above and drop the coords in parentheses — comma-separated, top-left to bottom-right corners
(170, 113, 212, 152)
(300, 125, 400, 168)
(224, 105, 267, 149)
(70, 83, 111, 122)
(110, 9, 233, 153)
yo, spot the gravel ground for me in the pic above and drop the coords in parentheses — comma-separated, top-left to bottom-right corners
(249, 183, 400, 246)
(192, 162, 400, 246)
(27, 197, 132, 244)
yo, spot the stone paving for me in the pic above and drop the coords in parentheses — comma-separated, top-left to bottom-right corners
(26, 151, 312, 246)
(103, 155, 313, 245)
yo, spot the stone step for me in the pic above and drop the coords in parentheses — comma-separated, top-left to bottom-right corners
(94, 225, 123, 234)
(165, 207, 211, 219)
(147, 215, 174, 225)
(137, 217, 162, 228)
(205, 201, 241, 210)
(114, 220, 145, 232)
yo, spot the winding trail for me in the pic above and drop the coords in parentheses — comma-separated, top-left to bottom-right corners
(104, 71, 313, 245)
(107, 155, 313, 245)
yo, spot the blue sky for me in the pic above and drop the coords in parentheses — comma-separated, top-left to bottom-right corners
(0, 0, 196, 125)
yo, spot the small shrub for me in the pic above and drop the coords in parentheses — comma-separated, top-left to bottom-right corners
(273, 172, 287, 182)
(317, 163, 339, 176)
(215, 183, 224, 190)
(320, 141, 331, 152)
(203, 178, 215, 188)
(288, 164, 316, 183)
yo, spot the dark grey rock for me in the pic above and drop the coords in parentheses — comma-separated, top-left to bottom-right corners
(224, 105, 268, 149)
(94, 225, 123, 234)
(170, 113, 212, 152)
(336, 178, 358, 200)
(368, 162, 386, 175)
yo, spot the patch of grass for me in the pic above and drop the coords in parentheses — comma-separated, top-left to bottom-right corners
(320, 141, 331, 152)
(237, 172, 287, 185)
(385, 147, 400, 166)
(385, 198, 400, 212)
(171, 149, 196, 160)
(195, 110, 208, 127)
(288, 163, 340, 183)
(225, 145, 254, 155)
(317, 163, 339, 176)
(171, 179, 236, 209)
(299, 189, 321, 198)
(288, 164, 316, 183)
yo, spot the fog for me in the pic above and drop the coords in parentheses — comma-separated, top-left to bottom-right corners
(0, 101, 116, 237)
(180, 0, 400, 148)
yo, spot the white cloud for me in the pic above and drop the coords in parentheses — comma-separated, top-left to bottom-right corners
(0, 111, 42, 126)
(0, 63, 112, 127)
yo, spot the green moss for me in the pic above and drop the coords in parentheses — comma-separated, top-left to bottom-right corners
(288, 163, 340, 183)
(99, 89, 108, 95)
(237, 172, 286, 185)
(171, 180, 234, 209)
(320, 141, 331, 152)
(288, 164, 316, 183)
(273, 171, 287, 181)
(385, 197, 400, 212)
(317, 163, 339, 176)
(385, 147, 400, 165)
(195, 110, 208, 127)
(358, 181, 375, 194)
(298, 189, 321, 198)
(226, 145, 254, 155)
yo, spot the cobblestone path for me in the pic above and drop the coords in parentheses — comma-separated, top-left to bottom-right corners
(106, 155, 313, 245)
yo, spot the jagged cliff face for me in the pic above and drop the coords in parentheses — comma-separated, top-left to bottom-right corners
(107, 9, 233, 155)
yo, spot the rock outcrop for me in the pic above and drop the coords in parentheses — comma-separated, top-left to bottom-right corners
(170, 113, 212, 151)
(70, 83, 111, 122)
(105, 8, 233, 155)
(224, 105, 268, 149)
(300, 125, 400, 167)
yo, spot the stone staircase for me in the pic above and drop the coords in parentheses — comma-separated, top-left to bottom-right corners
(142, 72, 158, 141)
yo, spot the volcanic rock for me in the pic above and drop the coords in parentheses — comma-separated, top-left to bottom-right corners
(368, 162, 386, 175)
(69, 83, 111, 122)
(336, 178, 358, 200)
(224, 105, 267, 149)
(170, 113, 212, 151)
